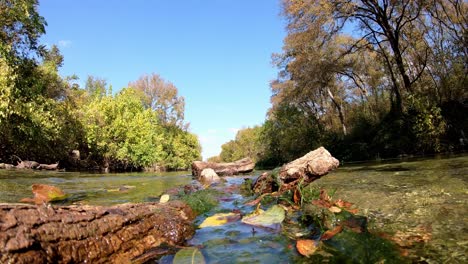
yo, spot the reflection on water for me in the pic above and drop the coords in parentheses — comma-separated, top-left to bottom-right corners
(0, 170, 192, 205)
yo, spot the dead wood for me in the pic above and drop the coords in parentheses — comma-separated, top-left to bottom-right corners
(192, 157, 255, 177)
(253, 147, 339, 194)
(0, 201, 195, 263)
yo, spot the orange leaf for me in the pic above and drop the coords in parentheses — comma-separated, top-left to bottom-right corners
(293, 188, 301, 204)
(21, 184, 66, 204)
(244, 196, 263, 206)
(345, 208, 359, 214)
(296, 239, 318, 257)
(319, 189, 330, 202)
(320, 225, 343, 241)
(334, 199, 353, 209)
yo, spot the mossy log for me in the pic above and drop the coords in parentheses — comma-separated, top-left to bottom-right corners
(253, 147, 339, 194)
(192, 157, 255, 177)
(0, 201, 195, 263)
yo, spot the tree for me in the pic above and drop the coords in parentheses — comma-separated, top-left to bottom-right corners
(129, 73, 185, 128)
(85, 76, 108, 99)
(81, 88, 166, 169)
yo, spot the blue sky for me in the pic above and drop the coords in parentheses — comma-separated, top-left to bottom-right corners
(39, 0, 286, 160)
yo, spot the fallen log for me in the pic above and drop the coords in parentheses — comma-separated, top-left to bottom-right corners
(253, 147, 339, 194)
(16, 160, 40, 169)
(192, 157, 255, 177)
(0, 201, 195, 263)
(38, 163, 59, 170)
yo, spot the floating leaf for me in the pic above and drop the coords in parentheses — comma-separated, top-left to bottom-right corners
(320, 225, 343, 241)
(20, 184, 67, 204)
(173, 247, 205, 264)
(296, 239, 318, 257)
(159, 194, 170, 204)
(199, 212, 241, 228)
(241, 205, 285, 228)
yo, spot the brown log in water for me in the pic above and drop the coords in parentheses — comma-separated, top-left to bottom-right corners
(0, 201, 195, 263)
(253, 147, 339, 194)
(192, 157, 255, 177)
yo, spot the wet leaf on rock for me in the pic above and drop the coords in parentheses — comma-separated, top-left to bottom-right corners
(173, 247, 205, 264)
(20, 184, 67, 204)
(241, 205, 285, 228)
(296, 239, 318, 257)
(199, 212, 241, 228)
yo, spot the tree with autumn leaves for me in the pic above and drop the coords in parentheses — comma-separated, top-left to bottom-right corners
(218, 0, 467, 165)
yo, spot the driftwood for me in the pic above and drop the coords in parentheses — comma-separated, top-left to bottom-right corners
(192, 157, 255, 177)
(253, 147, 339, 194)
(38, 163, 59, 170)
(0, 201, 195, 263)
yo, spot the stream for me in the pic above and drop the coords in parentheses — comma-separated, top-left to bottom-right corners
(0, 154, 466, 263)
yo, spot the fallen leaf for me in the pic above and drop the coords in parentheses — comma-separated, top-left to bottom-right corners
(173, 247, 205, 264)
(320, 225, 343, 241)
(328, 206, 342, 213)
(199, 212, 241, 228)
(334, 199, 353, 209)
(296, 239, 318, 257)
(293, 188, 301, 204)
(241, 205, 285, 228)
(159, 194, 170, 204)
(345, 208, 359, 214)
(319, 189, 331, 202)
(21, 184, 67, 204)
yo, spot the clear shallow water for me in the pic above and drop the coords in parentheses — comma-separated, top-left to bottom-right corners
(311, 155, 468, 263)
(0, 155, 466, 263)
(0, 170, 192, 205)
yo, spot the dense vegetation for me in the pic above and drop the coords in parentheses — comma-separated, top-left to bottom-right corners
(0, 0, 201, 170)
(214, 0, 467, 166)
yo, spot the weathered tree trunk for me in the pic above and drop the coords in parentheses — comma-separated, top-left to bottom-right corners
(192, 157, 255, 177)
(253, 147, 339, 194)
(0, 201, 195, 263)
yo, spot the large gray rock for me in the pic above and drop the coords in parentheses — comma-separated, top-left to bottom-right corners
(199, 168, 220, 183)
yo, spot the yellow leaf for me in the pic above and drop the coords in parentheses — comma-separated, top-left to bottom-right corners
(296, 239, 318, 257)
(328, 206, 342, 213)
(159, 194, 170, 204)
(199, 212, 241, 228)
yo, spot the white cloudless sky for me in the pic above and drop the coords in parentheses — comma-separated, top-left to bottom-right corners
(39, 0, 286, 160)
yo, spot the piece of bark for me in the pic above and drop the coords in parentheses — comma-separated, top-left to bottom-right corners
(0, 201, 195, 264)
(192, 157, 255, 177)
(253, 147, 339, 194)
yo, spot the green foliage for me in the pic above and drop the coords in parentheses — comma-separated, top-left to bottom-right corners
(81, 88, 166, 168)
(219, 125, 264, 162)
